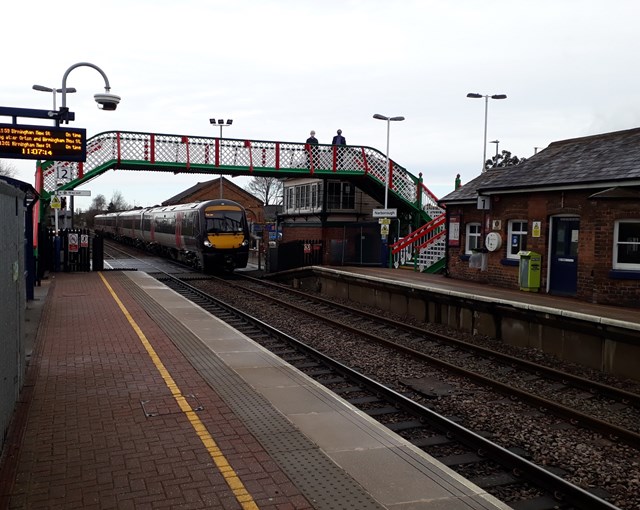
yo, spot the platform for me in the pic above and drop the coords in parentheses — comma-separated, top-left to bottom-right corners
(318, 266, 640, 328)
(0, 270, 508, 510)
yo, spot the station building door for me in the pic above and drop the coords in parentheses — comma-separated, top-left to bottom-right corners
(549, 216, 580, 296)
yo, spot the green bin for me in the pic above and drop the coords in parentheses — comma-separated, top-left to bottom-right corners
(518, 251, 541, 292)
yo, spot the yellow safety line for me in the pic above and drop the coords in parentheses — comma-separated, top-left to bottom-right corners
(98, 272, 259, 510)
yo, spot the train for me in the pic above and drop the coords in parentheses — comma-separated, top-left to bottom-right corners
(94, 199, 250, 273)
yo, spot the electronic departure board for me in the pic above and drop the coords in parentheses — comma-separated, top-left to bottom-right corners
(0, 123, 86, 162)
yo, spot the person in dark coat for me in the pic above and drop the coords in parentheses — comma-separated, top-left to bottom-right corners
(306, 130, 318, 144)
(306, 130, 318, 168)
(332, 129, 346, 145)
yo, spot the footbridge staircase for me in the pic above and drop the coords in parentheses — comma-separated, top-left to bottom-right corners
(38, 130, 446, 272)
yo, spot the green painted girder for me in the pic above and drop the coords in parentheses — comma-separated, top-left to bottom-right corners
(38, 130, 442, 222)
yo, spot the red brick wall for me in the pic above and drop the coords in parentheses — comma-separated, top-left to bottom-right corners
(176, 181, 265, 224)
(446, 190, 640, 307)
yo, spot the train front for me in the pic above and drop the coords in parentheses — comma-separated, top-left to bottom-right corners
(201, 201, 250, 272)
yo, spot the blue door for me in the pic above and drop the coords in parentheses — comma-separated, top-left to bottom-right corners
(549, 217, 579, 296)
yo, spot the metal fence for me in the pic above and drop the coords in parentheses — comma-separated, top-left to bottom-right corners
(42, 228, 93, 273)
(270, 240, 324, 272)
(0, 182, 25, 456)
(329, 223, 384, 266)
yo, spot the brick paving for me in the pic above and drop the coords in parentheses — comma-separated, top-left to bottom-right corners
(0, 272, 313, 510)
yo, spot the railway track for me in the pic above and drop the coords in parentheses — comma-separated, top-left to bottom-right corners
(150, 271, 625, 510)
(223, 274, 640, 447)
(98, 244, 638, 508)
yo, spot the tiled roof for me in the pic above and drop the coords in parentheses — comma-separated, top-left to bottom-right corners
(440, 127, 640, 203)
(163, 180, 212, 205)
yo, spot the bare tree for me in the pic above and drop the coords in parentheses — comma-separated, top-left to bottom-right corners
(107, 191, 130, 212)
(0, 160, 17, 178)
(90, 194, 108, 212)
(245, 176, 283, 205)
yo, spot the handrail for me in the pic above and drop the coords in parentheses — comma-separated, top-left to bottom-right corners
(39, 131, 442, 220)
(390, 213, 447, 271)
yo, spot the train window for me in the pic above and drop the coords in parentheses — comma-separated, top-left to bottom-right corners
(206, 210, 245, 233)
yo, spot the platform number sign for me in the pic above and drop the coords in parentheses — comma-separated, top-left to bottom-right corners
(56, 166, 71, 183)
(477, 195, 491, 210)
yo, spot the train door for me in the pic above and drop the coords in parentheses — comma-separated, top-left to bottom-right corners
(549, 216, 580, 296)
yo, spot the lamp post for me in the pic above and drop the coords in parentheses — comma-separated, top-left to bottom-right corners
(209, 118, 233, 198)
(372, 114, 405, 209)
(490, 139, 500, 165)
(32, 85, 77, 125)
(466, 93, 507, 172)
(209, 118, 233, 138)
(43, 62, 119, 258)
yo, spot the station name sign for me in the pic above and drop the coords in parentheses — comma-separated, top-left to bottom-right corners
(372, 208, 397, 218)
(0, 123, 86, 162)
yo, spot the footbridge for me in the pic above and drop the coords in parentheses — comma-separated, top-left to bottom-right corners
(38, 130, 447, 271)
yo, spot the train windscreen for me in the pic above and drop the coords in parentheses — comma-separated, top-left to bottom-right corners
(205, 210, 245, 233)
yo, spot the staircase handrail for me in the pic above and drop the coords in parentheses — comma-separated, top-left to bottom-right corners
(390, 213, 446, 255)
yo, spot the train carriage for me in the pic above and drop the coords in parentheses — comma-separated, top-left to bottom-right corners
(95, 199, 250, 273)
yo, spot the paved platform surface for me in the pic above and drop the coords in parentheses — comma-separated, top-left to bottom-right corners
(320, 266, 640, 329)
(0, 271, 508, 510)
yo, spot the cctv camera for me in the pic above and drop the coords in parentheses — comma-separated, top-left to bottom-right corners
(94, 92, 121, 111)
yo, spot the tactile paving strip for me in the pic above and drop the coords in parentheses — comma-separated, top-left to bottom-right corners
(115, 273, 384, 510)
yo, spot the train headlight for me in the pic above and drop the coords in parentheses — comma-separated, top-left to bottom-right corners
(204, 239, 213, 248)
(242, 239, 249, 247)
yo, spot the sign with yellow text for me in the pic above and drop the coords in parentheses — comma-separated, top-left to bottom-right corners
(0, 123, 86, 161)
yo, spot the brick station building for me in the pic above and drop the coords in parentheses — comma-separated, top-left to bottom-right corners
(439, 127, 640, 307)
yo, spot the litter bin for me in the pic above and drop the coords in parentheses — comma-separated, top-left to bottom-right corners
(518, 251, 541, 292)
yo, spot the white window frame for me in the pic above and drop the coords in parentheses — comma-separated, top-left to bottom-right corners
(285, 187, 294, 211)
(507, 220, 528, 259)
(613, 219, 640, 270)
(284, 183, 320, 213)
(465, 222, 482, 254)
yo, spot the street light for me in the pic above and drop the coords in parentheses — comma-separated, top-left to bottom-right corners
(373, 113, 405, 209)
(209, 118, 233, 138)
(466, 93, 507, 172)
(490, 139, 500, 161)
(209, 118, 234, 198)
(32, 85, 77, 122)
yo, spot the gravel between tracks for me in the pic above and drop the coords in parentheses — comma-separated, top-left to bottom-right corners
(193, 278, 640, 510)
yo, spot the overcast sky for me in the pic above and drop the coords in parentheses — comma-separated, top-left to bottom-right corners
(4, 0, 640, 210)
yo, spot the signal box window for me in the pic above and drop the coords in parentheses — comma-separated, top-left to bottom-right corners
(507, 220, 528, 259)
(327, 181, 355, 210)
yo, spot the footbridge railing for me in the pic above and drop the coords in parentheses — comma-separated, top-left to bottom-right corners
(390, 213, 447, 273)
(39, 130, 442, 221)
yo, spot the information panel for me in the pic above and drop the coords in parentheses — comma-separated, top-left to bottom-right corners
(0, 123, 86, 162)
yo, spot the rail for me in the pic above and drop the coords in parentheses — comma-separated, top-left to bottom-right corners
(390, 213, 447, 272)
(38, 130, 442, 220)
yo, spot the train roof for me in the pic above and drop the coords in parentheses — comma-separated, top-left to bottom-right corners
(145, 199, 244, 213)
(94, 199, 245, 219)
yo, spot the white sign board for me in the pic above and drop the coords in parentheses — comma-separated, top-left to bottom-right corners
(477, 195, 491, 210)
(56, 167, 71, 182)
(372, 208, 397, 218)
(57, 190, 92, 196)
